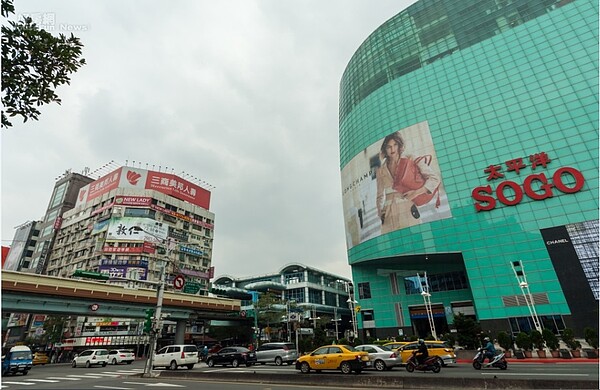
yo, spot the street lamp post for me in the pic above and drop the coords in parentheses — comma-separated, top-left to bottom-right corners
(511, 261, 542, 333)
(309, 306, 320, 337)
(132, 226, 172, 377)
(331, 307, 341, 342)
(347, 296, 358, 342)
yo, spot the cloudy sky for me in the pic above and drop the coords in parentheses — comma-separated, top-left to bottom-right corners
(1, 0, 417, 279)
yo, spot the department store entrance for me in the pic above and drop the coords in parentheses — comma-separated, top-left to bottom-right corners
(409, 304, 449, 338)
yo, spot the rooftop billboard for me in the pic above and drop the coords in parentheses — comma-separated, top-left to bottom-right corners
(75, 167, 211, 210)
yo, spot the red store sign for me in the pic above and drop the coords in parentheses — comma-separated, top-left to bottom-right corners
(472, 152, 585, 212)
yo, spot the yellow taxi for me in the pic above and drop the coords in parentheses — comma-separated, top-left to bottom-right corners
(295, 344, 370, 374)
(396, 340, 456, 366)
(32, 352, 49, 365)
(383, 341, 410, 351)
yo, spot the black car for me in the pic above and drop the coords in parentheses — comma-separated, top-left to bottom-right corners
(206, 346, 257, 368)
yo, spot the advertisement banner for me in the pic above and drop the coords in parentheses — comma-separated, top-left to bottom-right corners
(341, 121, 451, 249)
(106, 217, 168, 243)
(7, 313, 30, 327)
(145, 170, 211, 210)
(75, 167, 211, 211)
(114, 195, 152, 207)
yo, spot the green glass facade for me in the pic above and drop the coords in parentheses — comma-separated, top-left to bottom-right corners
(339, 0, 598, 338)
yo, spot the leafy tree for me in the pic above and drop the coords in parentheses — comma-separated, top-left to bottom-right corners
(515, 332, 533, 351)
(529, 329, 544, 350)
(497, 331, 513, 352)
(584, 327, 598, 349)
(254, 292, 285, 341)
(542, 328, 559, 351)
(561, 328, 581, 350)
(1, 0, 85, 128)
(452, 313, 481, 349)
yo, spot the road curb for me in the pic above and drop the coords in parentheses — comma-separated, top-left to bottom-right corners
(156, 370, 599, 389)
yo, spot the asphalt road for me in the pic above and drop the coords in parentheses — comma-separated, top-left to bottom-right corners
(1, 360, 598, 389)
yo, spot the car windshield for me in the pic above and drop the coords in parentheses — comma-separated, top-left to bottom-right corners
(380, 345, 392, 351)
(341, 345, 357, 352)
(12, 351, 31, 360)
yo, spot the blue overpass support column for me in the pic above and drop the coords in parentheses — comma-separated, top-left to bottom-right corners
(175, 319, 186, 345)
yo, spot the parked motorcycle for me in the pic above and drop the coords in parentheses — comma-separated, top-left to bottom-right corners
(405, 351, 442, 373)
(472, 348, 507, 370)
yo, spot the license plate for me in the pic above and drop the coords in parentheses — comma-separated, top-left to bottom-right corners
(365, 362, 371, 366)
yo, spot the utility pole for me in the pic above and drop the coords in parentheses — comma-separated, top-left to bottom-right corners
(132, 226, 173, 378)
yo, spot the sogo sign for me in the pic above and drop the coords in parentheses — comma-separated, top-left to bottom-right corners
(472, 152, 585, 212)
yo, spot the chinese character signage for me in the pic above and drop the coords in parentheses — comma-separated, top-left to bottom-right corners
(341, 121, 452, 249)
(75, 167, 211, 210)
(472, 152, 585, 211)
(106, 217, 168, 243)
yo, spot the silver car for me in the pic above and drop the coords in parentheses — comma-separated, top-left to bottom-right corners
(355, 344, 402, 371)
(255, 342, 298, 366)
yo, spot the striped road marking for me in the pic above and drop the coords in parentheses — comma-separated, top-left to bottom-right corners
(22, 379, 61, 382)
(0, 382, 35, 386)
(46, 377, 82, 380)
(67, 374, 105, 378)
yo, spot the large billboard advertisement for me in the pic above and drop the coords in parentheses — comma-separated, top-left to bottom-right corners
(76, 167, 211, 210)
(341, 121, 451, 249)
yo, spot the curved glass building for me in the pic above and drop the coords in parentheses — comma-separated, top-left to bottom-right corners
(339, 0, 598, 339)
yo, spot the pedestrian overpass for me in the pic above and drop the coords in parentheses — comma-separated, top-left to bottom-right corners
(1, 270, 243, 344)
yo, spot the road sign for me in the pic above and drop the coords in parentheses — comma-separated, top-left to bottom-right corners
(183, 282, 200, 294)
(173, 275, 185, 290)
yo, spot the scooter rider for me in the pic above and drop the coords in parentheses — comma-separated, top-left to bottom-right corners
(483, 337, 496, 363)
(415, 339, 429, 365)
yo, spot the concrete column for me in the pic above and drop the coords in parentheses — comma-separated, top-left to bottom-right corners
(175, 319, 186, 345)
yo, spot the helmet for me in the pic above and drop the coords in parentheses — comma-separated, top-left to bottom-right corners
(484, 337, 490, 341)
(418, 339, 425, 345)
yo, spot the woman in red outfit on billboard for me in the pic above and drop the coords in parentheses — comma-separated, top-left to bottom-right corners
(376, 131, 440, 234)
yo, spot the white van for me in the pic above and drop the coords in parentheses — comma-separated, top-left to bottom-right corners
(153, 345, 198, 370)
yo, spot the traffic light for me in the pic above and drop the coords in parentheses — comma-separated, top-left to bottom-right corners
(72, 270, 109, 280)
(144, 309, 155, 333)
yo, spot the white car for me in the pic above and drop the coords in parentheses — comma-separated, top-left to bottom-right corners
(108, 349, 135, 365)
(72, 349, 109, 368)
(153, 345, 198, 370)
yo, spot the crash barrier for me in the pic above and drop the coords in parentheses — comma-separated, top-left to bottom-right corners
(156, 371, 599, 389)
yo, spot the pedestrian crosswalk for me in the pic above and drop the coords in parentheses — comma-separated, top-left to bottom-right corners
(0, 369, 184, 388)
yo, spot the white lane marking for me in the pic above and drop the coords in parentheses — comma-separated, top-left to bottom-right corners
(123, 382, 185, 388)
(93, 373, 121, 377)
(46, 376, 83, 380)
(93, 386, 133, 390)
(1, 382, 35, 386)
(67, 374, 104, 378)
(481, 372, 589, 377)
(24, 379, 61, 382)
